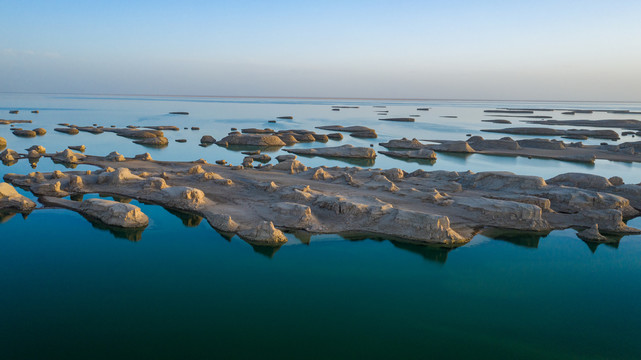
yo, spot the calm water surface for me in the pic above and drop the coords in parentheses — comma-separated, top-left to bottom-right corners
(1, 94, 641, 359)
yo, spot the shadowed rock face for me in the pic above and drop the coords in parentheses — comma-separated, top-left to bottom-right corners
(4, 154, 641, 247)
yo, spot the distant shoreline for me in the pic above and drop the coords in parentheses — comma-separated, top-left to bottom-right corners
(0, 91, 639, 104)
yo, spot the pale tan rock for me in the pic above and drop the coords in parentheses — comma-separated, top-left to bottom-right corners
(454, 197, 550, 231)
(26, 145, 46, 154)
(32, 181, 68, 197)
(547, 173, 612, 190)
(27, 150, 41, 159)
(206, 214, 239, 232)
(216, 133, 286, 147)
(52, 170, 67, 179)
(160, 186, 206, 209)
(273, 159, 308, 174)
(609, 176, 624, 186)
(68, 175, 84, 192)
(188, 165, 205, 174)
(134, 152, 153, 161)
(379, 138, 425, 149)
(0, 149, 18, 162)
(106, 151, 126, 162)
(0, 182, 37, 212)
(577, 224, 608, 242)
(311, 168, 334, 180)
(238, 221, 288, 246)
(80, 198, 149, 228)
(97, 167, 143, 185)
(51, 149, 86, 163)
(143, 177, 169, 191)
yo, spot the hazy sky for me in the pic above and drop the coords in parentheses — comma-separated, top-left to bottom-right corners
(2, 0, 640, 100)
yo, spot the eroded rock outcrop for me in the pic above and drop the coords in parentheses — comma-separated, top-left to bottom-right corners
(5, 155, 641, 249)
(0, 182, 37, 213)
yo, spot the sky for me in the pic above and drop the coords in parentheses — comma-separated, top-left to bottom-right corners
(1, 0, 640, 101)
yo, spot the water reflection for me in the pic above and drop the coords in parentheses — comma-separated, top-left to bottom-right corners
(51, 160, 78, 169)
(87, 219, 145, 242)
(291, 230, 312, 245)
(251, 244, 282, 258)
(480, 228, 551, 249)
(378, 153, 436, 166)
(339, 233, 452, 264)
(165, 208, 203, 227)
(294, 154, 376, 167)
(0, 211, 28, 224)
(390, 241, 450, 264)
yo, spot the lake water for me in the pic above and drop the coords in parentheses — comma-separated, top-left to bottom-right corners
(1, 94, 641, 359)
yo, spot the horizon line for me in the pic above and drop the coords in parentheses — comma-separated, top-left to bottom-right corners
(0, 91, 639, 104)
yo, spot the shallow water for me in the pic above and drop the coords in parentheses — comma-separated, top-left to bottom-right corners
(1, 94, 641, 359)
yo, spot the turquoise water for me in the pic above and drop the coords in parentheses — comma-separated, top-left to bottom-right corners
(2, 94, 641, 359)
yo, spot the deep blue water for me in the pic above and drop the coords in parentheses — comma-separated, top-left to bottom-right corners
(1, 94, 641, 359)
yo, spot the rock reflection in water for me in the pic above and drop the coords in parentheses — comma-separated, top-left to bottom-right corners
(481, 228, 551, 249)
(165, 208, 203, 227)
(87, 219, 145, 242)
(251, 244, 281, 258)
(340, 232, 453, 264)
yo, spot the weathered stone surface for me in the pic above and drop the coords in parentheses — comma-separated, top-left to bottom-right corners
(273, 159, 308, 174)
(12, 129, 37, 137)
(80, 198, 149, 228)
(7, 154, 641, 249)
(455, 197, 549, 231)
(547, 173, 612, 190)
(379, 148, 437, 160)
(379, 138, 425, 149)
(284, 145, 376, 159)
(238, 221, 288, 246)
(216, 133, 286, 147)
(160, 186, 206, 210)
(51, 149, 86, 163)
(55, 127, 80, 135)
(467, 136, 520, 151)
(69, 145, 86, 152)
(206, 214, 239, 232)
(1, 149, 19, 162)
(97, 168, 144, 185)
(0, 182, 37, 213)
(26, 145, 46, 154)
(106, 151, 126, 162)
(276, 154, 296, 163)
(0, 137, 6, 148)
(577, 224, 608, 242)
(200, 135, 216, 144)
(134, 153, 153, 161)
(430, 141, 475, 153)
(132, 137, 169, 146)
